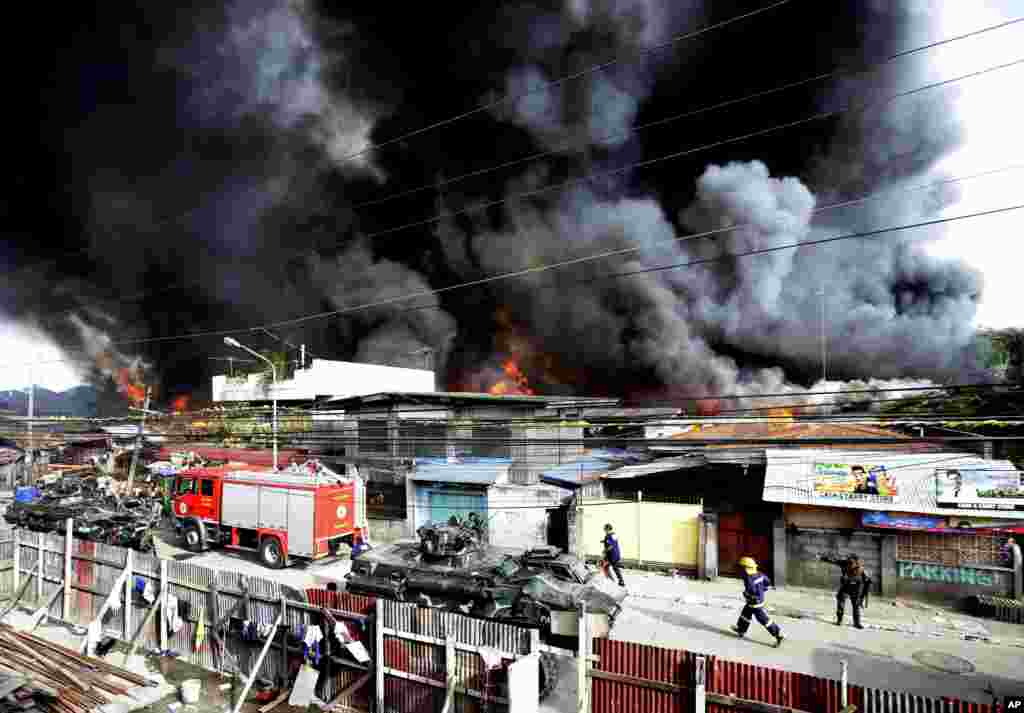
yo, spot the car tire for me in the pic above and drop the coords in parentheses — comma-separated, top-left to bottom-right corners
(260, 536, 286, 569)
(183, 524, 203, 553)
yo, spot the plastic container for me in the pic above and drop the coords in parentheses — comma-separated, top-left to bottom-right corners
(15, 486, 40, 503)
(180, 680, 201, 704)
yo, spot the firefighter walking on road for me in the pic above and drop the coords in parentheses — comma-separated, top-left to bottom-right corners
(819, 553, 872, 629)
(731, 556, 785, 646)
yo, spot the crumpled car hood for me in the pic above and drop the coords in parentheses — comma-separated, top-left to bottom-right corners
(521, 573, 627, 613)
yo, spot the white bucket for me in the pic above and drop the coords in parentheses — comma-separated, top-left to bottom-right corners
(180, 680, 201, 704)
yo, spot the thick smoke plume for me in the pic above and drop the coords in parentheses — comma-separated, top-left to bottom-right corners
(8, 0, 994, 407)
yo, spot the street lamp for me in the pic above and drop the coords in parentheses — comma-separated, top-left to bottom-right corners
(224, 336, 278, 470)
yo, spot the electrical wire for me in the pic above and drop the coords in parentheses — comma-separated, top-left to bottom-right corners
(353, 15, 1024, 212)
(356, 58, 1024, 243)
(332, 0, 796, 165)
(106, 201, 1024, 346)
(0, 161, 1012, 364)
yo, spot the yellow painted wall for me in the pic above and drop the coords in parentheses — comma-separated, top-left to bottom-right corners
(582, 499, 701, 567)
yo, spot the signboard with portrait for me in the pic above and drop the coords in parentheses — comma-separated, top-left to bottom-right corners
(813, 462, 898, 504)
(935, 467, 1024, 511)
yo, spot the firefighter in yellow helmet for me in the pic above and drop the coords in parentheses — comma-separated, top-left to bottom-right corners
(731, 556, 785, 646)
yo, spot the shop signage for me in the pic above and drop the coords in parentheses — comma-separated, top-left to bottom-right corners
(861, 511, 947, 531)
(897, 561, 996, 586)
(813, 462, 898, 504)
(935, 467, 1024, 511)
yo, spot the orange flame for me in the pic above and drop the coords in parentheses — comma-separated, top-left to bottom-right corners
(172, 395, 190, 413)
(487, 358, 535, 396)
(116, 368, 147, 406)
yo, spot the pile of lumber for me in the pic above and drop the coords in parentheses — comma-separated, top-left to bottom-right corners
(0, 624, 152, 713)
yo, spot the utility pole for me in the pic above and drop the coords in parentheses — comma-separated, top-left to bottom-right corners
(126, 386, 152, 498)
(26, 358, 35, 485)
(819, 285, 827, 383)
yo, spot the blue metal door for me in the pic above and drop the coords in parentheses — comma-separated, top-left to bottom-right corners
(428, 490, 486, 526)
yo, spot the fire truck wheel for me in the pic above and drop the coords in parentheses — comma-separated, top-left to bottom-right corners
(260, 536, 286, 569)
(183, 524, 203, 553)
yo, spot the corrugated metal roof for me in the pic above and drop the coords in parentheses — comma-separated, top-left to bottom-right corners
(762, 448, 1024, 519)
(539, 458, 615, 486)
(603, 455, 706, 479)
(411, 457, 511, 485)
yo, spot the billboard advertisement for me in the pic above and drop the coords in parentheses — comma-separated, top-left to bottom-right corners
(935, 467, 1024, 511)
(813, 462, 898, 503)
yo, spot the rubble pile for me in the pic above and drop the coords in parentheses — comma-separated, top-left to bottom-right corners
(3, 473, 164, 552)
(0, 624, 153, 713)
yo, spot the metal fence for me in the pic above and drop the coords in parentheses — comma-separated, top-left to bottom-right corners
(0, 527, 373, 709)
(590, 639, 996, 713)
(377, 599, 537, 713)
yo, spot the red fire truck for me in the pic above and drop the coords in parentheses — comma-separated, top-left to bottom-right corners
(172, 460, 367, 569)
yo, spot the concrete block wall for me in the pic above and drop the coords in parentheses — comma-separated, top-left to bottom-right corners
(487, 483, 567, 550)
(786, 529, 883, 594)
(367, 517, 407, 545)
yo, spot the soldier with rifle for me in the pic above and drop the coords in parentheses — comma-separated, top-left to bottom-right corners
(819, 553, 872, 629)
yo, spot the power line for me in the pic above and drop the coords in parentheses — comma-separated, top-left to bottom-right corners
(353, 15, 1024, 212)
(105, 201, 1024, 345)
(333, 0, 796, 166)
(0, 161, 1010, 364)
(356, 58, 1024, 243)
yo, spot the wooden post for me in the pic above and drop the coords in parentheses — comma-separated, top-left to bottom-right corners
(123, 550, 134, 642)
(441, 636, 456, 713)
(12, 528, 20, 594)
(694, 656, 706, 712)
(62, 519, 73, 621)
(231, 610, 283, 713)
(159, 559, 168, 652)
(577, 601, 589, 713)
(840, 659, 848, 708)
(375, 598, 385, 713)
(35, 532, 43, 606)
(278, 596, 288, 687)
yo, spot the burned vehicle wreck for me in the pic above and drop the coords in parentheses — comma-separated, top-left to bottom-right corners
(344, 519, 627, 699)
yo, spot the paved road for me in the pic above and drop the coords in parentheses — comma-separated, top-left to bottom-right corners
(156, 531, 1024, 707)
(611, 573, 1024, 706)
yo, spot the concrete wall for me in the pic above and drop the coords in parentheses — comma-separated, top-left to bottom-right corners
(580, 499, 701, 569)
(886, 560, 1014, 602)
(367, 517, 407, 545)
(212, 359, 435, 402)
(785, 528, 883, 593)
(487, 482, 568, 550)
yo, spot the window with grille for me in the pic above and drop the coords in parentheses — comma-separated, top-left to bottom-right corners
(358, 420, 390, 454)
(896, 532, 1004, 567)
(397, 422, 448, 458)
(467, 426, 512, 458)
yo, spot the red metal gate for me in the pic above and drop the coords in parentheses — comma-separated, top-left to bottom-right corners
(717, 512, 772, 577)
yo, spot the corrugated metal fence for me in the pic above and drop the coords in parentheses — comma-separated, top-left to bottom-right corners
(0, 528, 374, 708)
(592, 639, 996, 713)
(378, 599, 536, 713)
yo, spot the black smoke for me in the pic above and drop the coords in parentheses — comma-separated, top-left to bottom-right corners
(2, 0, 992, 404)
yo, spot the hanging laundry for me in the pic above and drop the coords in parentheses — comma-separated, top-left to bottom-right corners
(166, 594, 184, 634)
(134, 577, 146, 594)
(178, 599, 191, 621)
(143, 580, 156, 604)
(194, 607, 206, 651)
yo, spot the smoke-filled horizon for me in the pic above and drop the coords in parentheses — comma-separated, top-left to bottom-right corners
(0, 0, 1002, 407)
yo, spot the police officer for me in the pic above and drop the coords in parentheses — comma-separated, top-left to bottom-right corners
(731, 556, 785, 646)
(819, 553, 871, 628)
(602, 523, 625, 587)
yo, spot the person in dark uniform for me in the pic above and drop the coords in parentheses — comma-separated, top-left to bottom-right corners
(602, 523, 625, 587)
(819, 553, 872, 628)
(731, 556, 785, 646)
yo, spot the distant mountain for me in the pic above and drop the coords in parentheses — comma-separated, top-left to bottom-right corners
(0, 385, 98, 417)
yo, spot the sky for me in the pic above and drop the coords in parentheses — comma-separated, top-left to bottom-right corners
(926, 1, 1024, 329)
(2, 0, 1023, 399)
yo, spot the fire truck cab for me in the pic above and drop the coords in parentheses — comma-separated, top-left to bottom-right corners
(172, 460, 367, 569)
